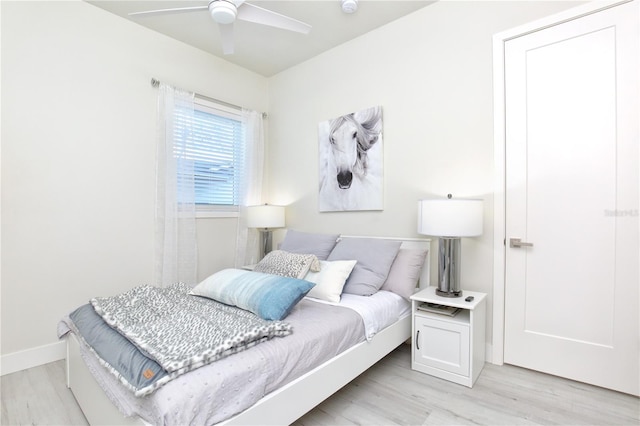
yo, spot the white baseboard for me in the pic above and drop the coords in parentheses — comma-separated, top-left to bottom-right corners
(1, 341, 66, 376)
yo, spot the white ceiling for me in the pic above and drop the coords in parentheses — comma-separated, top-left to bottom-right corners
(86, 1, 434, 76)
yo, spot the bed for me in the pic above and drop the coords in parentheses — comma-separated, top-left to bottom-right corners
(61, 234, 431, 425)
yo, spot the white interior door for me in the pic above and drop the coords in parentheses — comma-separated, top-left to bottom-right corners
(504, 1, 639, 396)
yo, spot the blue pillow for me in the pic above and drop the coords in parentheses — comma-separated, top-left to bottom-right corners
(190, 269, 315, 321)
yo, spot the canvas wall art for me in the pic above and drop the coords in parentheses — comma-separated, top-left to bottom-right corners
(318, 106, 383, 212)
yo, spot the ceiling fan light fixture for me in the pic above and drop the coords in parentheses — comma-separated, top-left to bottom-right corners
(341, 0, 358, 14)
(210, 1, 237, 25)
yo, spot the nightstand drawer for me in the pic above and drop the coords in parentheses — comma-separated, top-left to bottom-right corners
(414, 315, 470, 376)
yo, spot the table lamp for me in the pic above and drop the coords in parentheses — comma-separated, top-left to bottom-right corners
(247, 204, 285, 259)
(418, 195, 483, 297)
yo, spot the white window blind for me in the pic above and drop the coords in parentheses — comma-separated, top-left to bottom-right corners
(174, 99, 245, 211)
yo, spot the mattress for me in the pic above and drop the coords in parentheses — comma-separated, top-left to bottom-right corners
(59, 290, 410, 425)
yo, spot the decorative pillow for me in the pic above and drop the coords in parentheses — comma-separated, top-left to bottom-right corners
(381, 249, 428, 300)
(304, 260, 357, 303)
(254, 250, 320, 279)
(190, 269, 315, 321)
(279, 230, 340, 260)
(327, 238, 402, 296)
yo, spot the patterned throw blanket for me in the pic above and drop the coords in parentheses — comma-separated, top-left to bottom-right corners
(91, 283, 292, 377)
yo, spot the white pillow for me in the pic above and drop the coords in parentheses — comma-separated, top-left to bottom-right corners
(304, 260, 357, 303)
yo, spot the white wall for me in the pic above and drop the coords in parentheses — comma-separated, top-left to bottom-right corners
(267, 0, 582, 356)
(1, 0, 267, 365)
(1, 0, 583, 369)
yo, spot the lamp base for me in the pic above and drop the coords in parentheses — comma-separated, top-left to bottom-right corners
(436, 288, 463, 298)
(437, 237, 463, 298)
(259, 229, 273, 260)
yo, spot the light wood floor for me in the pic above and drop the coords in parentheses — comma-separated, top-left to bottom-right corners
(2, 344, 638, 425)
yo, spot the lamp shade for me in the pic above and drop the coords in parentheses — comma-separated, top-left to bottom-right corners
(418, 199, 483, 237)
(247, 204, 285, 229)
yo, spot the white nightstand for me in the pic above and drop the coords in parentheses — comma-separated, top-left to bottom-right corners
(241, 264, 257, 271)
(410, 286, 486, 387)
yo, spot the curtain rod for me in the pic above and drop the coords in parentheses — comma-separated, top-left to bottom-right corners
(151, 78, 267, 119)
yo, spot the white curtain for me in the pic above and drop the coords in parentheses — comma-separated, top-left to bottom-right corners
(235, 109, 265, 267)
(154, 84, 197, 287)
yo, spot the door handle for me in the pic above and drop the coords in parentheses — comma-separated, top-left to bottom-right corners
(510, 238, 534, 248)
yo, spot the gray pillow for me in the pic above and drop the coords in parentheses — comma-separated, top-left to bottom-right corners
(380, 249, 428, 300)
(279, 230, 340, 261)
(327, 238, 401, 296)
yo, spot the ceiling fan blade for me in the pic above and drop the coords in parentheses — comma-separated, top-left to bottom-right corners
(129, 6, 208, 18)
(219, 24, 235, 55)
(237, 3, 311, 34)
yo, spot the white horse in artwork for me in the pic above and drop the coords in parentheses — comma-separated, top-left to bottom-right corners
(318, 106, 383, 211)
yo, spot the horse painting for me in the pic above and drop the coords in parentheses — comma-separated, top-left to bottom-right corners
(318, 106, 383, 212)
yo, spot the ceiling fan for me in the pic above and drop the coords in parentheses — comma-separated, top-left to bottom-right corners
(129, 0, 312, 55)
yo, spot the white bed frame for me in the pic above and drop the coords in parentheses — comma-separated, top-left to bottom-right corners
(66, 236, 431, 425)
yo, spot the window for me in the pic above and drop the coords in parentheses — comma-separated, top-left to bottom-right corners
(174, 98, 245, 216)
